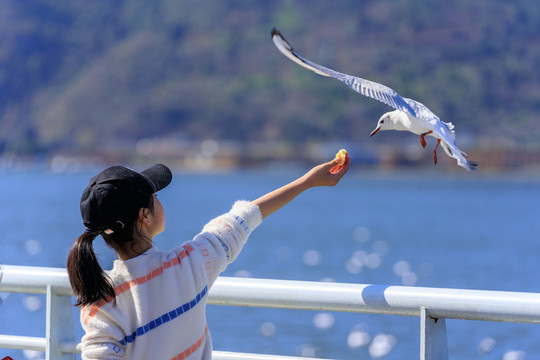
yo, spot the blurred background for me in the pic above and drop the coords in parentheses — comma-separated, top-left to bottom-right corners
(1, 1, 540, 360)
(1, 0, 539, 171)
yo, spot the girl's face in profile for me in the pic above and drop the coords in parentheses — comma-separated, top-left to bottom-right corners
(150, 194, 166, 237)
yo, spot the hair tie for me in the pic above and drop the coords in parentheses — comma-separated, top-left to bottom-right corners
(84, 226, 100, 235)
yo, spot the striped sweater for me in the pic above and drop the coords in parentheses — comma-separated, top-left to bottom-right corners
(80, 200, 263, 360)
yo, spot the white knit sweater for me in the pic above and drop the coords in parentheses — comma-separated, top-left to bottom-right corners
(80, 201, 263, 360)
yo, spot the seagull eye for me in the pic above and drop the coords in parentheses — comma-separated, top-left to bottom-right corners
(380, 120, 384, 124)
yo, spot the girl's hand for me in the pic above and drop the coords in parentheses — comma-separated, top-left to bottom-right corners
(302, 153, 351, 188)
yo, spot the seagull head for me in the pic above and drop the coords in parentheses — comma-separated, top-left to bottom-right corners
(370, 110, 407, 136)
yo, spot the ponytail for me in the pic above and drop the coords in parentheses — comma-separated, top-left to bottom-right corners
(67, 232, 116, 307)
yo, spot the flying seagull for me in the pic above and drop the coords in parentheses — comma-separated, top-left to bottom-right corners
(271, 28, 478, 171)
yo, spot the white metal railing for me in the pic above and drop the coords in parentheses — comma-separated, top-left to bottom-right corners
(2, 265, 540, 359)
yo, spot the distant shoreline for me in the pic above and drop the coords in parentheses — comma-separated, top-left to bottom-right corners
(1, 139, 540, 178)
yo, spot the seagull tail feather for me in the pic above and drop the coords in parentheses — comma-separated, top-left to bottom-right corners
(441, 141, 478, 171)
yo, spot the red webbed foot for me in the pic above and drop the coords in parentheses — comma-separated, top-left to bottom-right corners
(419, 131, 433, 148)
(433, 139, 441, 165)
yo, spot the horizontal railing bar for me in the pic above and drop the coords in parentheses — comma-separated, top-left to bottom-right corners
(59, 340, 82, 354)
(0, 265, 72, 295)
(0, 335, 46, 351)
(0, 336, 328, 360)
(212, 351, 333, 360)
(2, 265, 540, 323)
(208, 279, 540, 324)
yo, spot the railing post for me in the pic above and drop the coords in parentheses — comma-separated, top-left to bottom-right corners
(420, 307, 448, 360)
(46, 285, 75, 360)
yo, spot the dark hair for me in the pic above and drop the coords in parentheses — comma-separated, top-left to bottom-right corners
(67, 194, 154, 307)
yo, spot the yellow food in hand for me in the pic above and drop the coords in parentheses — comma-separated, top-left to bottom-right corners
(335, 149, 348, 166)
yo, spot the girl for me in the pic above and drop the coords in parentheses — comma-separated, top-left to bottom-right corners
(67, 155, 350, 359)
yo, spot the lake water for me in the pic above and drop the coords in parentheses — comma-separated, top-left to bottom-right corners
(1, 166, 539, 359)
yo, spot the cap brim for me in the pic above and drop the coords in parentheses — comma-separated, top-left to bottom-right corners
(140, 164, 172, 192)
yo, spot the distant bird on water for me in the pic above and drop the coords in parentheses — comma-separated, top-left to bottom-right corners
(271, 28, 478, 171)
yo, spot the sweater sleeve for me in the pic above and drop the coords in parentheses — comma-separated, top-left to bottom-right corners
(187, 200, 262, 287)
(80, 306, 126, 359)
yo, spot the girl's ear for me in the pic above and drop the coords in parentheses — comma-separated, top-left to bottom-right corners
(139, 208, 151, 225)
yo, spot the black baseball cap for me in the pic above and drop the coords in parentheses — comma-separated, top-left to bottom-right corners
(80, 164, 172, 234)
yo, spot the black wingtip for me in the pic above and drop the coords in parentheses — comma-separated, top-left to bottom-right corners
(270, 27, 294, 53)
(468, 161, 479, 171)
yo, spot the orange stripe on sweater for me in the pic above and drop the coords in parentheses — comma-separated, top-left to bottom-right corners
(83, 245, 195, 324)
(170, 325, 208, 360)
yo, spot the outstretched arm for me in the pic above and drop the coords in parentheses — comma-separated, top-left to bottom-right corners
(253, 155, 351, 219)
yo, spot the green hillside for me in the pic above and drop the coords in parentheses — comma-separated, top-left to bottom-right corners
(1, 0, 539, 162)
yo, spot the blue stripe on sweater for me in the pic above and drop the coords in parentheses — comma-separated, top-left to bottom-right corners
(119, 285, 208, 346)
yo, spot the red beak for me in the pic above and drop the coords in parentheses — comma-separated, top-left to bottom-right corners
(370, 127, 381, 137)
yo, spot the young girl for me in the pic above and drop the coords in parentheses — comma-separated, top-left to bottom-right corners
(67, 155, 350, 360)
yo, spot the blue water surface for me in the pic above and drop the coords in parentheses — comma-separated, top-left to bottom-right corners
(0, 166, 539, 359)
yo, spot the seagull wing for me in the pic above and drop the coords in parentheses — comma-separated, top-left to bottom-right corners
(405, 98, 456, 137)
(434, 121, 477, 171)
(404, 98, 439, 122)
(405, 98, 476, 170)
(271, 28, 417, 116)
